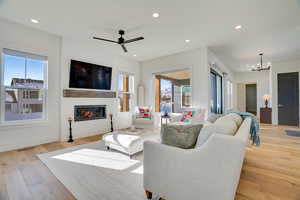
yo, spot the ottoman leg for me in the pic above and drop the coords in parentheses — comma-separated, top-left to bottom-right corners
(106, 146, 110, 150)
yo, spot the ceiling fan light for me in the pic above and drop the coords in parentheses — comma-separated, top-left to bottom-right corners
(31, 19, 39, 23)
(152, 13, 159, 18)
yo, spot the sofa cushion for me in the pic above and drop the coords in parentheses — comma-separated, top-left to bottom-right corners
(206, 113, 223, 123)
(161, 124, 203, 149)
(225, 113, 243, 127)
(196, 116, 238, 147)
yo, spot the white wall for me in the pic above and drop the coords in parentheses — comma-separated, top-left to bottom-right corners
(271, 58, 300, 125)
(140, 48, 210, 114)
(207, 49, 236, 112)
(234, 71, 270, 118)
(140, 47, 235, 120)
(60, 37, 140, 141)
(0, 19, 61, 152)
(0, 19, 140, 152)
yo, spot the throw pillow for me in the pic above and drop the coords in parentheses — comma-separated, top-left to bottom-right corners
(161, 124, 203, 149)
(226, 113, 243, 127)
(196, 116, 237, 147)
(206, 113, 223, 123)
(180, 110, 195, 123)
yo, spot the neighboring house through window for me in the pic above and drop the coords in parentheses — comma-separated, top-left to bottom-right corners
(1, 49, 47, 123)
(118, 72, 134, 112)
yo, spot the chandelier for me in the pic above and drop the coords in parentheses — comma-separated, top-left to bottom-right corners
(251, 53, 271, 72)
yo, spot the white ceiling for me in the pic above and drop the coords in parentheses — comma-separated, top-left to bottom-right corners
(1, 0, 300, 71)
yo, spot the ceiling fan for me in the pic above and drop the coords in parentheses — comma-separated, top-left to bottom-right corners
(93, 30, 144, 53)
(251, 53, 271, 72)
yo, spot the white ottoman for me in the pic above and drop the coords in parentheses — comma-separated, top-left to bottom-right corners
(103, 131, 159, 157)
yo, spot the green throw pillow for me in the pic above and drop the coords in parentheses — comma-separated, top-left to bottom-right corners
(161, 124, 203, 149)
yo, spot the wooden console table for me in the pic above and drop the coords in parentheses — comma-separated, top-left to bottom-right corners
(260, 108, 272, 124)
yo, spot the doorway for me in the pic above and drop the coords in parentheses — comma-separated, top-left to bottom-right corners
(278, 72, 299, 126)
(246, 84, 257, 115)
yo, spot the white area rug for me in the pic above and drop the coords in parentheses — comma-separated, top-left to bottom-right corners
(38, 141, 151, 200)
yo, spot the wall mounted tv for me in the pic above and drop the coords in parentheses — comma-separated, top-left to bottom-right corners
(69, 60, 112, 90)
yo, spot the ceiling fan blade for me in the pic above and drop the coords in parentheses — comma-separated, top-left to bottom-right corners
(93, 37, 118, 43)
(121, 44, 128, 52)
(124, 37, 144, 44)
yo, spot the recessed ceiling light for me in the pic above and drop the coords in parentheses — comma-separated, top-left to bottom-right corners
(185, 39, 190, 43)
(133, 54, 137, 57)
(152, 13, 159, 18)
(31, 19, 39, 24)
(235, 25, 242, 30)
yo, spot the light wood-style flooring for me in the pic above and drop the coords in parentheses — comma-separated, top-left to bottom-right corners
(0, 125, 300, 200)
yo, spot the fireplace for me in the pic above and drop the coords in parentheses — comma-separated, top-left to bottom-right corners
(74, 105, 106, 121)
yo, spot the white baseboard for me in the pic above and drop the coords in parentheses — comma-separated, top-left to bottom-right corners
(0, 137, 58, 153)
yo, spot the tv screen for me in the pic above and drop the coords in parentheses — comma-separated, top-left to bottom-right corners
(69, 60, 112, 90)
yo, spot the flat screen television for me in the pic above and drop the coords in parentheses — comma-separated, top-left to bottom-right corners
(69, 60, 112, 90)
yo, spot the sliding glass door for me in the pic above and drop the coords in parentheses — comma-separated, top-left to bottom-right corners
(210, 70, 223, 114)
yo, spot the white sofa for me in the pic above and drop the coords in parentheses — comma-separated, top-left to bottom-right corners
(143, 115, 251, 200)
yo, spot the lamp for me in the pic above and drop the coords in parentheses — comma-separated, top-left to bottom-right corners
(263, 94, 271, 108)
(251, 53, 271, 72)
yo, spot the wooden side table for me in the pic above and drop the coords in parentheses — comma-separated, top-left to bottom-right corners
(260, 108, 272, 124)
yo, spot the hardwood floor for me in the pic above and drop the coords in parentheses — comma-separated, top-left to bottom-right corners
(0, 125, 299, 200)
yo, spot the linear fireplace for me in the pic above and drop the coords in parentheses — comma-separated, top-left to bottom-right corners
(74, 105, 106, 122)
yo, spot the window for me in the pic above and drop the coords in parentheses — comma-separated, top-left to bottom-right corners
(210, 69, 223, 114)
(1, 49, 47, 123)
(155, 70, 191, 113)
(181, 85, 192, 108)
(117, 72, 134, 112)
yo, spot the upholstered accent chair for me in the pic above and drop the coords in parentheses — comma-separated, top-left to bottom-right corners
(132, 106, 154, 128)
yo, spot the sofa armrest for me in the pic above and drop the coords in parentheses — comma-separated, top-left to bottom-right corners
(143, 134, 246, 200)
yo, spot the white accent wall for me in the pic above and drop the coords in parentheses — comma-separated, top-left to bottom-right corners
(207, 49, 236, 112)
(140, 47, 235, 120)
(141, 48, 210, 113)
(0, 19, 140, 152)
(234, 71, 270, 118)
(60, 37, 140, 141)
(0, 19, 61, 152)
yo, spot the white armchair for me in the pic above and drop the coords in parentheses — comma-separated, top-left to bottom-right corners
(143, 118, 251, 200)
(132, 106, 154, 128)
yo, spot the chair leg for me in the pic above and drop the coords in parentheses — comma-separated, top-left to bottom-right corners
(106, 146, 110, 150)
(145, 190, 152, 199)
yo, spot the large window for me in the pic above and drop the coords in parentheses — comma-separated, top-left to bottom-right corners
(1, 49, 47, 123)
(117, 72, 134, 112)
(155, 70, 191, 113)
(210, 69, 223, 114)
